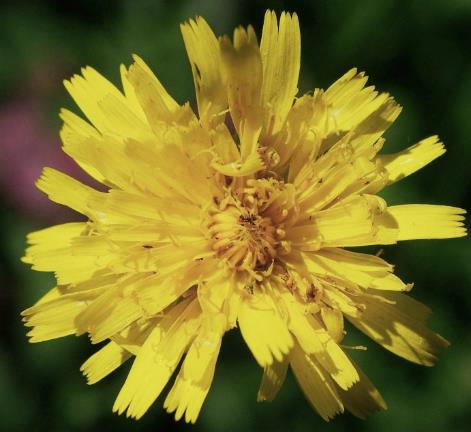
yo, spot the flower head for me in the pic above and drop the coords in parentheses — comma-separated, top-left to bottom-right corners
(22, 10, 466, 423)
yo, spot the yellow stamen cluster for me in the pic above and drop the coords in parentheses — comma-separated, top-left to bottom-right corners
(207, 177, 293, 278)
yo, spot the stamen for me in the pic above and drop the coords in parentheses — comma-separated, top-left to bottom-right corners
(207, 177, 291, 276)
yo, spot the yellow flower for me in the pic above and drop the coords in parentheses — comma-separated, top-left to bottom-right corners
(22, 10, 466, 423)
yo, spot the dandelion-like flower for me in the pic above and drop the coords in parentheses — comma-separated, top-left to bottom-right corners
(22, 10, 466, 423)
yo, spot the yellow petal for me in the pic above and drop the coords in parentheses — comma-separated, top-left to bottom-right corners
(211, 145, 264, 177)
(64, 66, 131, 133)
(290, 341, 344, 421)
(113, 299, 200, 419)
(180, 17, 226, 125)
(377, 135, 445, 187)
(343, 97, 401, 161)
(348, 292, 449, 365)
(107, 240, 211, 276)
(36, 168, 102, 216)
(34, 255, 111, 286)
(273, 93, 321, 173)
(119, 63, 147, 120)
(298, 155, 377, 212)
(304, 248, 408, 291)
(197, 267, 234, 316)
(321, 69, 401, 157)
(295, 195, 398, 248)
(120, 140, 215, 204)
(59, 109, 106, 184)
(163, 349, 220, 424)
(111, 319, 155, 356)
(260, 10, 300, 134)
(210, 122, 240, 163)
(387, 205, 466, 240)
(323, 285, 363, 318)
(324, 69, 393, 134)
(336, 357, 387, 419)
(24, 228, 118, 285)
(138, 259, 218, 316)
(22, 288, 104, 342)
(34, 287, 61, 304)
(76, 288, 143, 344)
(293, 136, 355, 192)
(321, 307, 344, 343)
(61, 130, 142, 192)
(284, 298, 359, 390)
(107, 222, 202, 244)
(96, 92, 151, 140)
(220, 26, 263, 158)
(238, 290, 293, 366)
(378, 290, 432, 322)
(164, 317, 224, 423)
(94, 189, 200, 225)
(23, 222, 86, 264)
(126, 54, 181, 128)
(81, 341, 131, 385)
(257, 357, 289, 402)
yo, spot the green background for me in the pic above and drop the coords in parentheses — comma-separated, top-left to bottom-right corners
(1, 0, 469, 431)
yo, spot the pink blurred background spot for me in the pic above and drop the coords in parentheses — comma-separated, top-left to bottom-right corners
(0, 64, 97, 222)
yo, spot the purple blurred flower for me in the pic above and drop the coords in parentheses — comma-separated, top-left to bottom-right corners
(0, 62, 99, 222)
(0, 97, 83, 221)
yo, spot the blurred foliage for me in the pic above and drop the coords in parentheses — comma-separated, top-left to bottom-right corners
(0, 0, 470, 431)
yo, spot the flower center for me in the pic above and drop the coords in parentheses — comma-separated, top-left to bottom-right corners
(207, 177, 292, 277)
(209, 205, 278, 270)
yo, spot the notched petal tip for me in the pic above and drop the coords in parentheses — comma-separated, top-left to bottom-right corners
(130, 53, 143, 64)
